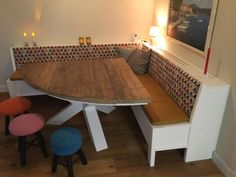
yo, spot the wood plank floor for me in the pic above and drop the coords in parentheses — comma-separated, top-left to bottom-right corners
(0, 93, 224, 177)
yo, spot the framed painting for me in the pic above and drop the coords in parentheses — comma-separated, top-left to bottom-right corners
(167, 0, 218, 53)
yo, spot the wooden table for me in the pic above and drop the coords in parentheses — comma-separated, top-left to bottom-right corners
(22, 58, 151, 151)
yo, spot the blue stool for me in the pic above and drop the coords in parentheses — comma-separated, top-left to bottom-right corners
(50, 127, 87, 177)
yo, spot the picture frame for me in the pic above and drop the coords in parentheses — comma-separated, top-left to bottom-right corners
(167, 0, 218, 54)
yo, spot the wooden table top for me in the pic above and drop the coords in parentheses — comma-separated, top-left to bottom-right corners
(22, 58, 151, 105)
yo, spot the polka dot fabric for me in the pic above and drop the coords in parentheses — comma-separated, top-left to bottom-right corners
(148, 51, 201, 116)
(13, 43, 138, 69)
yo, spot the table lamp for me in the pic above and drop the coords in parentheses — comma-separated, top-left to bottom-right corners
(149, 26, 160, 46)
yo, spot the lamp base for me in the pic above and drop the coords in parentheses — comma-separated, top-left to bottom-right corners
(150, 38, 158, 46)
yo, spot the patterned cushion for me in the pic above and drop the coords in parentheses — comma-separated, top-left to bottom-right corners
(116, 46, 136, 61)
(148, 51, 201, 116)
(12, 43, 138, 69)
(127, 49, 151, 75)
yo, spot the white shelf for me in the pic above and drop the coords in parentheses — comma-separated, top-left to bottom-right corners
(143, 42, 228, 86)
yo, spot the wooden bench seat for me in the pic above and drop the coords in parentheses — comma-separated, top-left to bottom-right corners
(10, 69, 23, 81)
(137, 74, 189, 125)
(7, 69, 44, 97)
(132, 73, 192, 167)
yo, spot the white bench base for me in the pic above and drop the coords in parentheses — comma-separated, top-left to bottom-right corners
(7, 79, 44, 97)
(131, 80, 230, 167)
(131, 105, 190, 167)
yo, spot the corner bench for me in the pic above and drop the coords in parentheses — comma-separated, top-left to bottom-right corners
(132, 74, 190, 167)
(131, 46, 230, 167)
(7, 43, 230, 167)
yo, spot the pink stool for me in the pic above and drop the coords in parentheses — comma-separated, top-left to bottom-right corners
(0, 96, 31, 135)
(9, 113, 48, 166)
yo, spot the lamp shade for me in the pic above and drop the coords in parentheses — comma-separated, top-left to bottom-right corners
(149, 26, 160, 37)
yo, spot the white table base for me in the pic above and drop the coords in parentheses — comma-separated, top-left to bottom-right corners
(46, 101, 83, 125)
(83, 105, 108, 151)
(46, 99, 115, 152)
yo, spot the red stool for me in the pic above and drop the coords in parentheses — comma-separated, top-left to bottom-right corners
(0, 96, 31, 135)
(9, 113, 49, 166)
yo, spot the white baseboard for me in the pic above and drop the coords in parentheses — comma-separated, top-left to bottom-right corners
(212, 151, 236, 177)
(0, 84, 8, 92)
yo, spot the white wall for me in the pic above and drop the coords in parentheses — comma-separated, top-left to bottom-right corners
(153, 0, 236, 176)
(210, 0, 236, 176)
(0, 0, 154, 90)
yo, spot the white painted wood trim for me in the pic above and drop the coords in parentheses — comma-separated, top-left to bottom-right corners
(83, 105, 108, 151)
(153, 123, 189, 151)
(10, 47, 16, 71)
(96, 105, 116, 114)
(46, 101, 83, 125)
(212, 152, 236, 177)
(204, 0, 219, 53)
(6, 79, 44, 97)
(131, 106, 152, 143)
(144, 42, 230, 84)
(185, 84, 230, 162)
(131, 105, 190, 167)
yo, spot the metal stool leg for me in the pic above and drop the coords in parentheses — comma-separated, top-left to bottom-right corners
(66, 156, 74, 177)
(51, 154, 59, 173)
(19, 136, 26, 166)
(76, 149, 88, 165)
(36, 131, 49, 158)
(4, 116, 10, 136)
(18, 137, 21, 152)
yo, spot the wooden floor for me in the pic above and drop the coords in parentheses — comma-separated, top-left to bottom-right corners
(0, 93, 224, 177)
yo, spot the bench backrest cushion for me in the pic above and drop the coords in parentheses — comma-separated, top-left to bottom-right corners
(127, 48, 151, 75)
(148, 51, 201, 116)
(12, 43, 137, 69)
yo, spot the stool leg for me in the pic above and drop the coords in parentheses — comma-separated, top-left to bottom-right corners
(36, 131, 49, 158)
(36, 130, 46, 145)
(66, 156, 74, 177)
(19, 136, 26, 166)
(18, 137, 21, 152)
(51, 154, 59, 173)
(76, 149, 87, 165)
(4, 116, 10, 136)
